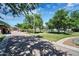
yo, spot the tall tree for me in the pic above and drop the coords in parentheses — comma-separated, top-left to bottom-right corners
(24, 14, 33, 29)
(33, 14, 43, 32)
(0, 3, 39, 33)
(45, 19, 54, 32)
(52, 9, 68, 32)
(24, 14, 43, 33)
(70, 10, 79, 29)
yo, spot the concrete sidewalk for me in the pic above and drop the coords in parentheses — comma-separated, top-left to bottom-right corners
(4, 31, 30, 36)
(40, 38, 79, 56)
(55, 37, 79, 56)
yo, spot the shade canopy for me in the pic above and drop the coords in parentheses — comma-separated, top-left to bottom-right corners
(0, 20, 11, 34)
(0, 20, 10, 28)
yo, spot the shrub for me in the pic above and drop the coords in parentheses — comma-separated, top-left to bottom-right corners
(20, 29, 26, 32)
(72, 28, 79, 32)
(27, 29, 34, 33)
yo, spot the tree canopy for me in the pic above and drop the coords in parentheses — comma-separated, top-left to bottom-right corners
(0, 3, 38, 19)
(46, 9, 77, 33)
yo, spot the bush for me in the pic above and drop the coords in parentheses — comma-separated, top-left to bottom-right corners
(27, 29, 34, 33)
(72, 28, 79, 32)
(20, 29, 26, 32)
(35, 35, 43, 38)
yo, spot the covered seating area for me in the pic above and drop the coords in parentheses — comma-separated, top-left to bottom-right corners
(0, 25, 10, 34)
(0, 20, 11, 34)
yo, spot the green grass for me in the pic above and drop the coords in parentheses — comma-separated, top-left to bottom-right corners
(38, 33, 71, 42)
(29, 32, 79, 42)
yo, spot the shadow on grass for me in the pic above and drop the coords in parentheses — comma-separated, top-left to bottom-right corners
(34, 32, 43, 33)
(48, 32, 70, 35)
(35, 35, 43, 38)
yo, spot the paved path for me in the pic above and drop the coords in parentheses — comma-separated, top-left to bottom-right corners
(5, 31, 30, 36)
(54, 44, 79, 56)
(55, 37, 79, 56)
(39, 38, 79, 56)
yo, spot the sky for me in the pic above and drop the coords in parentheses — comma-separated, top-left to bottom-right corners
(0, 3, 79, 27)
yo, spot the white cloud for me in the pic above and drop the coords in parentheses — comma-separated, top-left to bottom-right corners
(37, 7, 43, 11)
(66, 3, 79, 7)
(67, 3, 79, 7)
(67, 3, 74, 7)
(63, 3, 79, 11)
(28, 9, 39, 14)
(29, 7, 43, 14)
(46, 4, 56, 9)
(32, 9, 38, 14)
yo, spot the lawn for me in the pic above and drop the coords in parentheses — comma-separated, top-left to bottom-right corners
(29, 32, 79, 42)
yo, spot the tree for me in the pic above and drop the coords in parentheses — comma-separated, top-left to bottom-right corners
(24, 14, 34, 29)
(15, 23, 22, 29)
(33, 14, 43, 32)
(52, 9, 69, 33)
(0, 3, 39, 32)
(15, 23, 28, 29)
(70, 10, 79, 31)
(46, 9, 74, 33)
(23, 14, 43, 33)
(45, 19, 54, 32)
(0, 3, 38, 19)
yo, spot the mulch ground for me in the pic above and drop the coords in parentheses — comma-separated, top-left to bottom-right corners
(63, 38, 79, 48)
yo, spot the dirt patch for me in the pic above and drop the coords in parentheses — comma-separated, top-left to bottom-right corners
(63, 38, 79, 48)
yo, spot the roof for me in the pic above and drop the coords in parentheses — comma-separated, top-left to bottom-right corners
(0, 20, 10, 27)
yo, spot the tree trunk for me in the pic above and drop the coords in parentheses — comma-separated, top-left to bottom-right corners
(57, 28, 60, 33)
(63, 27, 67, 33)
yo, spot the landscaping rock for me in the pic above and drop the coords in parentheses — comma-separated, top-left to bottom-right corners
(0, 36, 66, 56)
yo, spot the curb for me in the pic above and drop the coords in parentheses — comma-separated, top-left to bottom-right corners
(56, 37, 79, 52)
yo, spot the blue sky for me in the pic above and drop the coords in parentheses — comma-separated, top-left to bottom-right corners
(0, 3, 79, 26)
